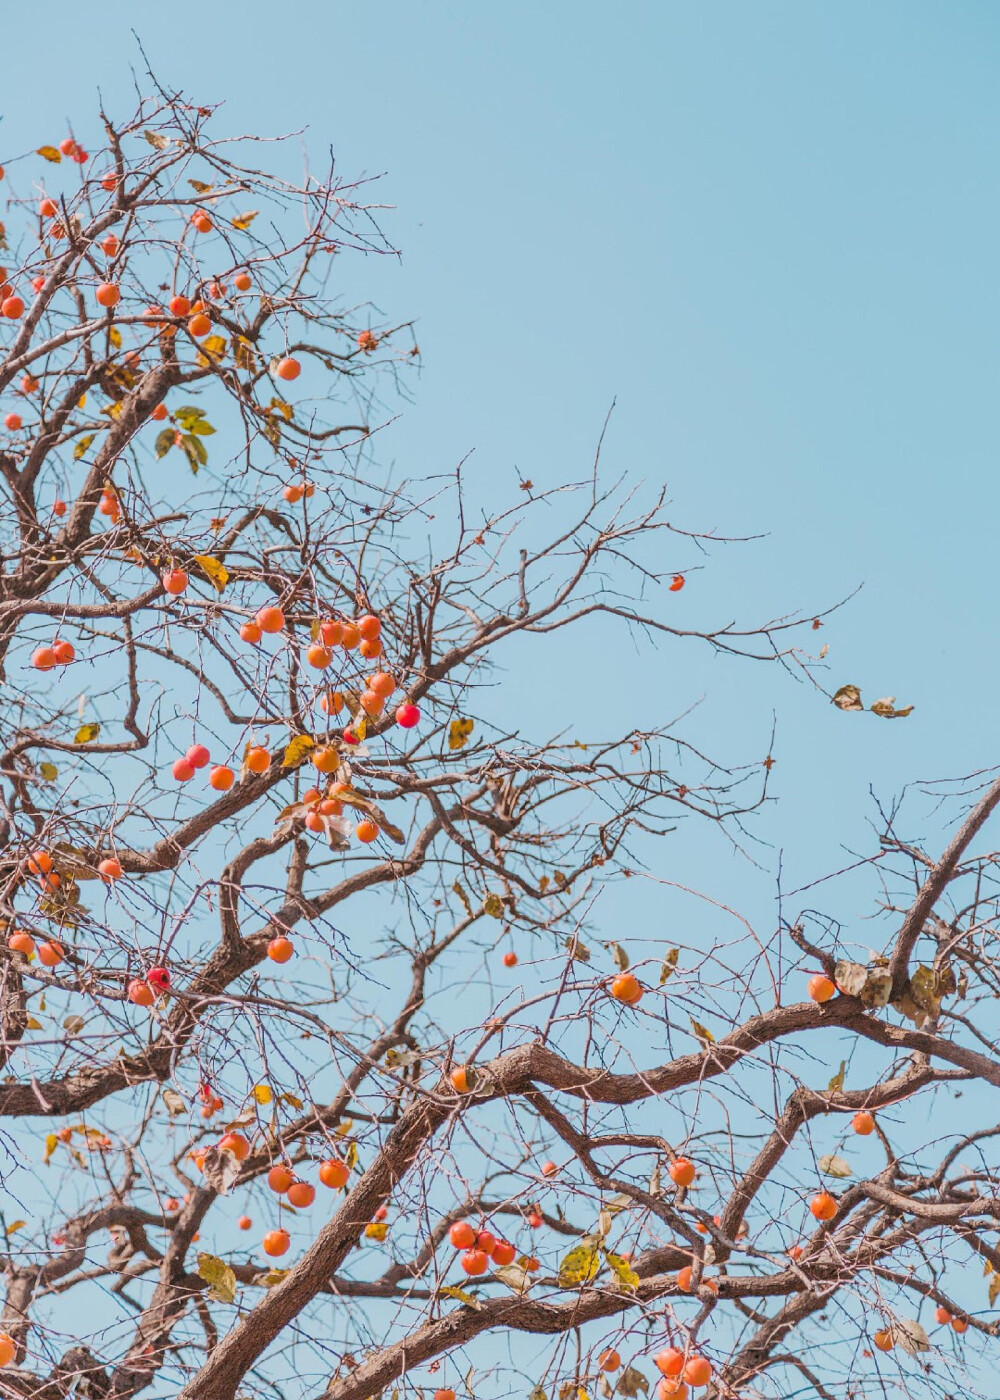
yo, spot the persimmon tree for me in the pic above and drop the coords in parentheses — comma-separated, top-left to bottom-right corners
(0, 85, 994, 1400)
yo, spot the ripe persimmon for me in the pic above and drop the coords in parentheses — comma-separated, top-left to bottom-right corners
(4, 413, 21, 430)
(233, 270, 252, 291)
(808, 974, 836, 1003)
(262, 1229, 290, 1257)
(52, 499, 66, 516)
(128, 980, 154, 1007)
(245, 746, 271, 775)
(52, 639, 75, 664)
(98, 857, 123, 882)
(186, 744, 210, 769)
(319, 619, 344, 647)
(369, 671, 395, 698)
(460, 1249, 488, 1276)
(219, 1133, 250, 1161)
(610, 973, 642, 1006)
(656, 1380, 687, 1400)
(355, 819, 378, 843)
(669, 574, 685, 591)
(340, 622, 361, 650)
(450, 1066, 472, 1094)
(95, 282, 120, 308)
(655, 1349, 684, 1378)
(256, 605, 285, 633)
(810, 1191, 837, 1221)
(267, 1164, 294, 1194)
(38, 940, 63, 967)
(275, 357, 300, 381)
(172, 758, 195, 782)
(396, 703, 420, 729)
(676, 1265, 693, 1292)
(434, 1390, 455, 1400)
(492, 1239, 516, 1265)
(319, 1157, 349, 1189)
(0, 1334, 15, 1367)
(935, 1305, 952, 1324)
(287, 1181, 315, 1208)
(669, 1158, 696, 1188)
(2, 296, 25, 320)
(32, 646, 58, 671)
(8, 930, 34, 956)
(209, 765, 234, 791)
(683, 1357, 710, 1388)
(528, 1211, 543, 1228)
(240, 620, 262, 644)
(187, 313, 211, 337)
(306, 644, 332, 668)
(599, 1350, 621, 1372)
(357, 615, 381, 641)
(852, 1111, 875, 1135)
(162, 569, 188, 595)
(502, 950, 517, 967)
(151, 403, 168, 421)
(238, 1215, 252, 1230)
(168, 295, 190, 317)
(312, 746, 338, 773)
(952, 1316, 968, 1333)
(359, 637, 383, 660)
(283, 484, 303, 504)
(268, 936, 294, 963)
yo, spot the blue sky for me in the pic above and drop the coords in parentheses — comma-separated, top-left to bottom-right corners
(3, 1, 1000, 1389)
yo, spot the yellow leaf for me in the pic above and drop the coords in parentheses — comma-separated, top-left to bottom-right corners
(604, 1250, 639, 1291)
(365, 1220, 389, 1241)
(26, 1017, 43, 1030)
(196, 334, 228, 366)
(72, 434, 95, 461)
(39, 762, 58, 781)
(231, 210, 259, 231)
(188, 179, 213, 193)
(990, 1274, 1000, 1307)
(101, 402, 124, 420)
(557, 1241, 601, 1288)
(196, 1252, 237, 1304)
(108, 326, 122, 350)
(448, 717, 474, 751)
(252, 1083, 272, 1105)
(345, 1140, 358, 1170)
(439, 1285, 481, 1307)
(659, 948, 679, 985)
(37, 146, 62, 163)
(280, 1092, 303, 1109)
(254, 1268, 288, 1287)
(282, 734, 315, 768)
(334, 1119, 353, 1137)
(74, 723, 100, 744)
(144, 131, 170, 151)
(690, 1018, 715, 1046)
(192, 554, 229, 592)
(77, 395, 87, 409)
(5, 1220, 26, 1235)
(43, 1133, 58, 1163)
(268, 397, 293, 422)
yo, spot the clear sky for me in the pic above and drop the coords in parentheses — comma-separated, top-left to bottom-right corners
(3, 0, 999, 1387)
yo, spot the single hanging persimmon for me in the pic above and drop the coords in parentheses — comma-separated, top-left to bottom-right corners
(655, 1350, 684, 1378)
(52, 639, 75, 664)
(246, 746, 270, 775)
(319, 1157, 349, 1189)
(287, 1181, 315, 1208)
(219, 1133, 250, 1161)
(98, 857, 122, 882)
(238, 1215, 252, 1230)
(683, 1357, 711, 1388)
(240, 620, 263, 644)
(275, 356, 300, 381)
(449, 1221, 476, 1248)
(808, 974, 835, 1003)
(209, 765, 234, 791)
(396, 702, 420, 729)
(669, 1157, 696, 1187)
(669, 574, 685, 591)
(186, 744, 210, 769)
(151, 403, 168, 421)
(188, 312, 211, 337)
(38, 940, 63, 967)
(267, 1164, 294, 1193)
(810, 1191, 837, 1221)
(460, 1249, 488, 1276)
(32, 646, 58, 671)
(0, 1334, 15, 1367)
(491, 1238, 516, 1265)
(95, 282, 120, 308)
(172, 757, 195, 782)
(610, 972, 643, 1005)
(355, 819, 378, 843)
(599, 1350, 621, 1372)
(852, 1111, 875, 1135)
(128, 980, 154, 1007)
(256, 605, 285, 634)
(8, 931, 35, 955)
(233, 270, 252, 291)
(268, 936, 294, 963)
(306, 644, 332, 668)
(169, 294, 190, 316)
(503, 950, 517, 967)
(162, 568, 188, 596)
(262, 1229, 290, 1257)
(4, 413, 21, 430)
(873, 1329, 893, 1352)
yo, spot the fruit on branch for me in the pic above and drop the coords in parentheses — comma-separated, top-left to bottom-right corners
(449, 1221, 476, 1248)
(669, 574, 685, 591)
(502, 950, 517, 967)
(610, 972, 643, 1006)
(238, 1215, 252, 1230)
(355, 819, 378, 843)
(683, 1357, 711, 1388)
(669, 1158, 696, 1188)
(287, 1181, 315, 1208)
(267, 936, 294, 963)
(541, 1160, 557, 1178)
(873, 1329, 893, 1351)
(219, 1133, 250, 1161)
(491, 1239, 515, 1265)
(267, 1165, 294, 1193)
(4, 413, 21, 430)
(31, 646, 58, 671)
(655, 1349, 684, 1378)
(147, 967, 170, 992)
(395, 703, 420, 729)
(275, 357, 300, 381)
(162, 569, 189, 596)
(0, 1334, 15, 1367)
(852, 1111, 875, 1134)
(98, 857, 123, 882)
(186, 744, 210, 769)
(319, 1158, 349, 1189)
(37, 940, 63, 966)
(172, 758, 195, 782)
(599, 1350, 621, 1372)
(52, 639, 74, 664)
(95, 282, 120, 308)
(807, 974, 835, 1002)
(188, 313, 210, 337)
(256, 606, 285, 634)
(209, 765, 234, 791)
(8, 930, 35, 956)
(245, 746, 271, 775)
(460, 1249, 488, 1276)
(239, 620, 262, 644)
(262, 1229, 290, 1257)
(233, 270, 252, 291)
(810, 1191, 837, 1221)
(127, 980, 154, 1007)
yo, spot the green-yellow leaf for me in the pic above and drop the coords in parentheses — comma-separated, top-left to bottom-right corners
(188, 179, 213, 193)
(483, 893, 504, 918)
(154, 428, 175, 459)
(73, 434, 95, 461)
(690, 1018, 715, 1046)
(108, 326, 122, 350)
(557, 1241, 601, 1288)
(827, 1060, 846, 1093)
(74, 723, 100, 745)
(37, 146, 61, 163)
(231, 210, 259, 231)
(192, 554, 229, 592)
(282, 734, 315, 768)
(254, 1267, 289, 1287)
(197, 1251, 237, 1304)
(39, 763, 58, 782)
(604, 1250, 639, 1291)
(448, 717, 474, 751)
(439, 1285, 481, 1307)
(43, 1133, 58, 1164)
(180, 433, 207, 472)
